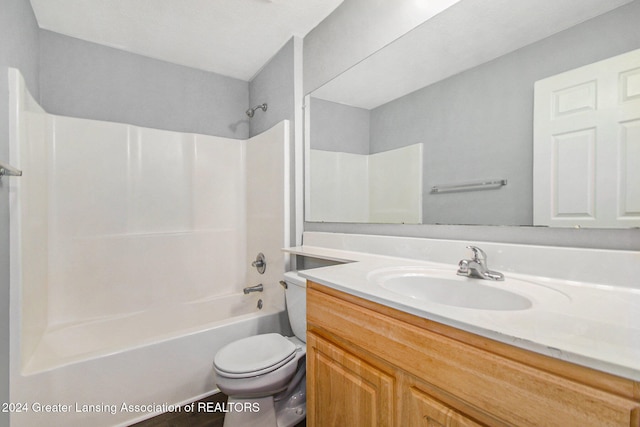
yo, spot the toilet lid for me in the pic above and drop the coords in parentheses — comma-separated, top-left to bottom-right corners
(214, 333, 297, 376)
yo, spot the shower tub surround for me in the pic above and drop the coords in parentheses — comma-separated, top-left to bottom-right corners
(8, 69, 290, 426)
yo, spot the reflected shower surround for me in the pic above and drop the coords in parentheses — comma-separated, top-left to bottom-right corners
(8, 69, 290, 426)
(308, 143, 423, 223)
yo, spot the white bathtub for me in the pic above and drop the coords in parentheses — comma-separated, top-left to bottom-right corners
(10, 294, 289, 427)
(23, 292, 283, 375)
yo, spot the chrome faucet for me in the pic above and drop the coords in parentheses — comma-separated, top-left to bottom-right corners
(243, 284, 264, 294)
(457, 246, 504, 281)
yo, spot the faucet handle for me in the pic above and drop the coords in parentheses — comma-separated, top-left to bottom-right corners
(466, 246, 487, 263)
(251, 252, 266, 274)
(457, 259, 470, 276)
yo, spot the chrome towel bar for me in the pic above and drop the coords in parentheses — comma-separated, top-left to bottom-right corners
(431, 179, 506, 193)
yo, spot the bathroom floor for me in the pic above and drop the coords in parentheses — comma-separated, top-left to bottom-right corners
(130, 392, 306, 427)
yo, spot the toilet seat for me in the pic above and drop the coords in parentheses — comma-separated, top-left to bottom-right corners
(214, 333, 298, 379)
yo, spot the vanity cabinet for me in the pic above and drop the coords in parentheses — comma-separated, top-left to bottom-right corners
(306, 281, 640, 427)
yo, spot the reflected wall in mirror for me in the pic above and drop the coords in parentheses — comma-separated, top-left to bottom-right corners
(305, 0, 640, 227)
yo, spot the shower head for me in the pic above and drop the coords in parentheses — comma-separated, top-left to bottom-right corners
(246, 103, 268, 118)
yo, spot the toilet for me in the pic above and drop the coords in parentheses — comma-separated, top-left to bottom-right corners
(214, 271, 307, 427)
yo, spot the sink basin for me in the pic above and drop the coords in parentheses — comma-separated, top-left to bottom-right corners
(368, 267, 533, 311)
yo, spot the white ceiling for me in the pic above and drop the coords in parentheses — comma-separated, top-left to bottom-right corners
(29, 0, 344, 81)
(312, 0, 635, 109)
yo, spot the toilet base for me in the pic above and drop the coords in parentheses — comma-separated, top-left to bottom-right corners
(275, 375, 306, 427)
(222, 374, 306, 427)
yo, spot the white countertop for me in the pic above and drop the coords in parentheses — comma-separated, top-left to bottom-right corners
(285, 245, 640, 381)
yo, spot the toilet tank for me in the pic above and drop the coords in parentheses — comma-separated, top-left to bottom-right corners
(283, 271, 306, 343)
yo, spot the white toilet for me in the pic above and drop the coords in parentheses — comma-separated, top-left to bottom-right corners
(214, 271, 307, 427)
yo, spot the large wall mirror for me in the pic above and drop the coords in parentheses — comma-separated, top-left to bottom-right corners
(305, 0, 640, 227)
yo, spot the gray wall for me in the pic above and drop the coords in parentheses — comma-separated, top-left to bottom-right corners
(0, 1, 40, 423)
(368, 0, 640, 226)
(40, 30, 250, 139)
(310, 98, 370, 154)
(304, 0, 640, 250)
(249, 39, 295, 138)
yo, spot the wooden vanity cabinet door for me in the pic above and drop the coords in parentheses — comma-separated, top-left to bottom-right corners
(306, 332, 395, 427)
(403, 385, 484, 427)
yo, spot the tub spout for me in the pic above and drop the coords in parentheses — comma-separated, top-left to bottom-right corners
(243, 284, 263, 294)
